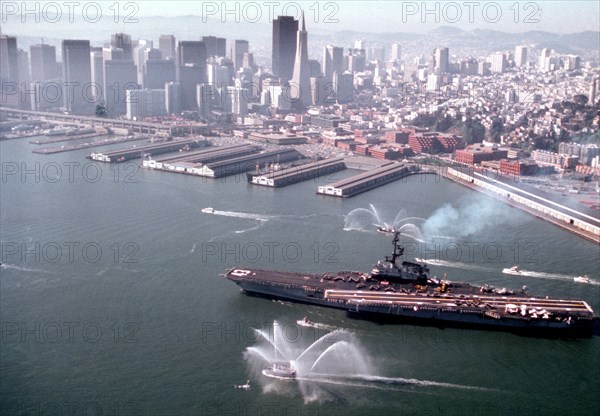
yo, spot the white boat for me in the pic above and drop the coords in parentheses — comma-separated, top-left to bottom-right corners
(262, 363, 296, 380)
(201, 207, 215, 214)
(502, 265, 522, 275)
(297, 317, 313, 327)
(574, 276, 591, 284)
(234, 380, 251, 390)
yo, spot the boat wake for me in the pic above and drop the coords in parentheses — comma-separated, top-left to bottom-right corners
(306, 374, 491, 392)
(415, 258, 492, 273)
(0, 263, 56, 274)
(210, 209, 273, 222)
(502, 268, 599, 285)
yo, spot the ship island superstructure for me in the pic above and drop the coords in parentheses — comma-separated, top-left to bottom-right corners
(223, 233, 598, 334)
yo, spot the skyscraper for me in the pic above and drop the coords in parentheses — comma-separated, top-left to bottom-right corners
(0, 34, 19, 84)
(90, 49, 104, 100)
(30, 44, 57, 81)
(323, 45, 343, 83)
(159, 35, 176, 60)
(491, 52, 507, 73)
(433, 47, 449, 74)
(18, 49, 30, 84)
(144, 59, 176, 89)
(202, 36, 227, 58)
(391, 43, 401, 62)
(103, 59, 137, 116)
(62, 39, 93, 114)
(272, 16, 298, 82)
(515, 46, 527, 67)
(177, 41, 207, 66)
(165, 81, 181, 114)
(111, 33, 133, 60)
(290, 12, 311, 107)
(230, 40, 249, 71)
(176, 41, 207, 93)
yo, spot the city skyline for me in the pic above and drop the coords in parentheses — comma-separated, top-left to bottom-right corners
(2, 1, 600, 35)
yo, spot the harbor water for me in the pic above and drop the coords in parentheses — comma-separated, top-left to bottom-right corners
(1, 138, 599, 415)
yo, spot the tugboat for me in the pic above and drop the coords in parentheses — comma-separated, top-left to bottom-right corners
(376, 226, 397, 234)
(262, 363, 296, 380)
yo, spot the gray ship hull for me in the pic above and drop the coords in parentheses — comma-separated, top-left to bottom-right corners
(225, 268, 598, 335)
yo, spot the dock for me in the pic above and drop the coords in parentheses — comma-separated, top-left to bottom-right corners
(249, 157, 346, 187)
(202, 148, 304, 178)
(317, 162, 418, 198)
(88, 139, 208, 163)
(143, 144, 260, 173)
(32, 135, 151, 154)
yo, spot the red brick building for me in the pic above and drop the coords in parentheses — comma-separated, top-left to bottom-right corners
(454, 145, 509, 165)
(500, 159, 539, 176)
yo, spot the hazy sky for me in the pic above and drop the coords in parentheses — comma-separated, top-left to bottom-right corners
(131, 0, 599, 33)
(6, 1, 599, 34)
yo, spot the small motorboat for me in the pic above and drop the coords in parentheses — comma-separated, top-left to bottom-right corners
(574, 275, 591, 284)
(201, 207, 215, 214)
(234, 380, 251, 390)
(296, 317, 313, 327)
(502, 265, 522, 275)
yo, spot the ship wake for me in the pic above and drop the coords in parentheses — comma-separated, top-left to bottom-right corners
(243, 321, 490, 402)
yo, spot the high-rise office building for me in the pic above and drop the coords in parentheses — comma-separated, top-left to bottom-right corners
(103, 59, 137, 116)
(391, 43, 401, 62)
(230, 39, 249, 71)
(126, 89, 166, 119)
(18, 49, 30, 84)
(347, 49, 366, 73)
(538, 48, 552, 71)
(159, 35, 176, 60)
(111, 33, 133, 60)
(290, 12, 311, 107)
(272, 16, 298, 82)
(144, 59, 176, 89)
(515, 46, 527, 67)
(178, 64, 204, 111)
(433, 47, 449, 74)
(177, 41, 207, 66)
(333, 71, 353, 104)
(0, 35, 19, 84)
(103, 46, 124, 61)
(90, 48, 104, 100)
(491, 52, 507, 73)
(202, 36, 227, 57)
(165, 81, 181, 114)
(62, 39, 93, 114)
(30, 44, 57, 82)
(323, 45, 344, 83)
(133, 41, 153, 85)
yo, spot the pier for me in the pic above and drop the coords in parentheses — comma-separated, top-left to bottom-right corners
(445, 167, 600, 244)
(88, 139, 207, 163)
(143, 144, 260, 173)
(32, 135, 152, 154)
(317, 162, 419, 198)
(249, 157, 346, 187)
(0, 107, 212, 135)
(201, 148, 304, 178)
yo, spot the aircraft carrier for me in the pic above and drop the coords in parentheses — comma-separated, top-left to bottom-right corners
(223, 233, 598, 334)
